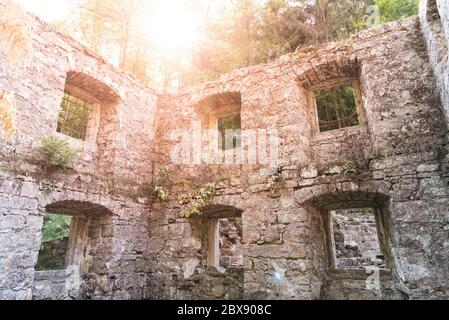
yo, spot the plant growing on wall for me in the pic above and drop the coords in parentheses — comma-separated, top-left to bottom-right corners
(153, 165, 170, 202)
(321, 160, 359, 176)
(41, 214, 72, 242)
(35, 136, 79, 169)
(181, 183, 216, 218)
(154, 186, 169, 202)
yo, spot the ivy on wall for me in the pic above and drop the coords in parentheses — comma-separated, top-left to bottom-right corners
(180, 183, 216, 218)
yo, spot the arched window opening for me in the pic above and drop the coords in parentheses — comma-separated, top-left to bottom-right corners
(305, 191, 393, 272)
(33, 201, 113, 300)
(300, 59, 366, 135)
(194, 92, 242, 151)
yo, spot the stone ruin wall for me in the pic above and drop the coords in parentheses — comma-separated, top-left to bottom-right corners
(0, 3, 158, 300)
(420, 0, 449, 127)
(0, 1, 449, 300)
(151, 17, 449, 300)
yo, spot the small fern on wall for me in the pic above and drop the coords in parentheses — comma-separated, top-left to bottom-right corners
(35, 136, 79, 169)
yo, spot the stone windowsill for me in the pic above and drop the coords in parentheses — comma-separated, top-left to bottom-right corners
(327, 268, 393, 281)
(310, 125, 368, 145)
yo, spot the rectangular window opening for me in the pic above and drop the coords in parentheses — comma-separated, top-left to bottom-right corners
(218, 218, 243, 268)
(330, 208, 385, 270)
(57, 92, 91, 140)
(218, 113, 242, 151)
(36, 213, 72, 271)
(315, 84, 359, 133)
(208, 217, 243, 269)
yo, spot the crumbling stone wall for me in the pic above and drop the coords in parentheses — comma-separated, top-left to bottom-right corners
(0, 2, 157, 300)
(150, 17, 449, 300)
(32, 267, 79, 300)
(1, 2, 449, 301)
(420, 0, 449, 127)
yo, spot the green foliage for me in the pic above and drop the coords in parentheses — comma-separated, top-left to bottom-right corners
(36, 136, 79, 169)
(316, 85, 359, 132)
(58, 0, 421, 88)
(375, 0, 419, 23)
(153, 165, 170, 202)
(41, 182, 55, 195)
(218, 114, 242, 150)
(41, 214, 72, 242)
(182, 183, 217, 218)
(155, 186, 169, 202)
(36, 214, 71, 270)
(153, 165, 169, 186)
(339, 161, 359, 175)
(322, 160, 359, 176)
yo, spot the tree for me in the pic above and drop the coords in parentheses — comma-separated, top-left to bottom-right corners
(253, 0, 313, 62)
(79, 0, 144, 69)
(375, 0, 419, 23)
(50, 0, 421, 88)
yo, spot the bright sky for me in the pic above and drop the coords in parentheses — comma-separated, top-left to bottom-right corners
(13, 0, 249, 60)
(15, 0, 73, 21)
(139, 1, 201, 55)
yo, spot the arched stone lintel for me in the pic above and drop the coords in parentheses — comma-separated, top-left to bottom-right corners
(193, 91, 242, 113)
(295, 180, 392, 210)
(297, 56, 359, 90)
(200, 204, 243, 219)
(39, 190, 118, 217)
(45, 200, 113, 217)
(64, 71, 120, 103)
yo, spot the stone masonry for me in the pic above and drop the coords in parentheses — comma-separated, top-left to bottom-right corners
(0, 0, 449, 300)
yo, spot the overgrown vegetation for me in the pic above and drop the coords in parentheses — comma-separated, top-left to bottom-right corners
(153, 165, 170, 202)
(35, 136, 79, 169)
(317, 160, 360, 177)
(376, 0, 420, 23)
(150, 165, 217, 217)
(36, 213, 72, 270)
(180, 183, 217, 218)
(155, 186, 169, 202)
(41, 213, 72, 242)
(44, 0, 419, 89)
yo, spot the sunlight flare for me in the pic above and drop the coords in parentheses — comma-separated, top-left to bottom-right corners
(138, 1, 199, 56)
